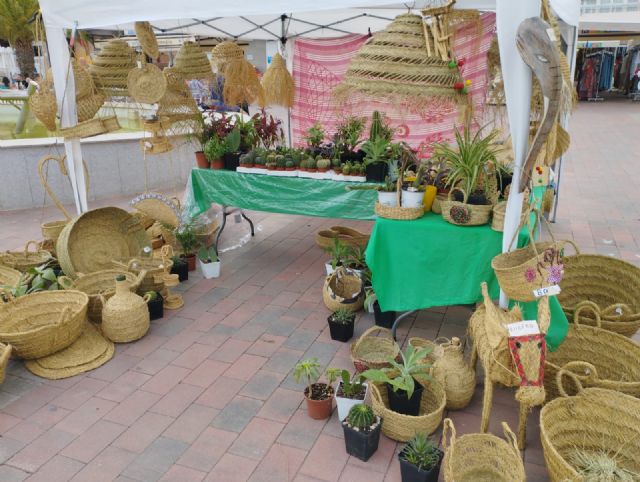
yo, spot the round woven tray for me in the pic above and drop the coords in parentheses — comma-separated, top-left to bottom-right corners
(130, 193, 181, 228)
(57, 207, 151, 278)
(541, 370, 640, 482)
(375, 201, 423, 221)
(128, 63, 167, 104)
(351, 326, 401, 373)
(315, 226, 369, 249)
(0, 290, 88, 359)
(0, 343, 12, 385)
(25, 322, 114, 380)
(369, 373, 446, 442)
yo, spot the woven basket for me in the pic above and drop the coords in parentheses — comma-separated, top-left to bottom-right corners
(491, 199, 530, 232)
(59, 117, 107, 139)
(102, 277, 151, 343)
(30, 74, 58, 131)
(41, 220, 69, 243)
(101, 115, 121, 133)
(58, 269, 145, 323)
(89, 39, 137, 97)
(544, 304, 640, 400)
(369, 373, 446, 442)
(56, 207, 151, 278)
(0, 290, 88, 359)
(0, 266, 23, 287)
(76, 92, 105, 123)
(407, 337, 442, 367)
(442, 418, 525, 482)
(0, 342, 11, 384)
(557, 243, 640, 337)
(322, 267, 364, 313)
(432, 337, 476, 410)
(211, 41, 245, 71)
(128, 63, 167, 104)
(2, 240, 52, 272)
(134, 21, 160, 59)
(440, 188, 492, 226)
(540, 370, 640, 482)
(112, 257, 172, 294)
(350, 326, 400, 372)
(315, 226, 369, 249)
(375, 201, 424, 221)
(176, 41, 214, 80)
(431, 192, 447, 214)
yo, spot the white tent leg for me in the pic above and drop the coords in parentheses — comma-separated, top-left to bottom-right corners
(43, 24, 88, 214)
(496, 0, 540, 308)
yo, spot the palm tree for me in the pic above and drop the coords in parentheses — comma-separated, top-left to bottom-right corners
(0, 0, 39, 77)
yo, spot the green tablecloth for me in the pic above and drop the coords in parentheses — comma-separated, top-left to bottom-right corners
(184, 169, 378, 220)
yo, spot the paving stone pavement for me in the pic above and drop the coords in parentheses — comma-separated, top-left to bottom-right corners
(1, 98, 640, 481)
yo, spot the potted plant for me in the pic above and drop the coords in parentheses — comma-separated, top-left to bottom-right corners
(342, 162, 352, 176)
(398, 433, 443, 482)
(361, 345, 432, 416)
(204, 135, 226, 170)
(326, 368, 368, 421)
(275, 155, 286, 171)
(335, 116, 366, 163)
(239, 152, 254, 169)
(285, 160, 296, 171)
(170, 255, 188, 282)
(197, 246, 220, 279)
(331, 158, 342, 173)
(317, 158, 331, 173)
(251, 109, 283, 150)
(145, 290, 164, 320)
(293, 358, 334, 420)
(342, 404, 382, 462)
(174, 222, 199, 272)
(369, 110, 395, 143)
(363, 283, 396, 328)
(222, 125, 242, 171)
(344, 245, 366, 277)
(324, 238, 348, 275)
(362, 137, 391, 182)
(327, 307, 356, 342)
(377, 176, 398, 207)
(306, 157, 317, 173)
(304, 122, 325, 156)
(402, 164, 426, 208)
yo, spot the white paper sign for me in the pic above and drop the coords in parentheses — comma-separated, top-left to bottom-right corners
(506, 320, 540, 337)
(532, 285, 561, 298)
(546, 28, 557, 42)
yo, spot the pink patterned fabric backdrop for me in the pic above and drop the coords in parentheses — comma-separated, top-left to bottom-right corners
(291, 12, 496, 157)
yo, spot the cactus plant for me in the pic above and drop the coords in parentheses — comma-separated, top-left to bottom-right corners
(307, 157, 317, 170)
(343, 402, 381, 462)
(369, 110, 394, 142)
(285, 159, 295, 170)
(342, 161, 352, 175)
(347, 403, 375, 430)
(332, 158, 341, 169)
(317, 158, 331, 171)
(276, 155, 287, 169)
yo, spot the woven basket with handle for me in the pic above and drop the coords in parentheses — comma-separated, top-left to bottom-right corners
(0, 342, 11, 384)
(440, 188, 493, 226)
(0, 266, 23, 287)
(112, 257, 172, 294)
(1, 240, 52, 272)
(350, 326, 400, 373)
(322, 267, 364, 313)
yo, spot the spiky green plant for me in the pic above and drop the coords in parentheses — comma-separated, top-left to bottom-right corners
(317, 158, 331, 170)
(361, 137, 390, 167)
(347, 404, 374, 429)
(369, 111, 394, 142)
(305, 122, 325, 148)
(330, 308, 354, 325)
(325, 238, 349, 270)
(401, 433, 441, 471)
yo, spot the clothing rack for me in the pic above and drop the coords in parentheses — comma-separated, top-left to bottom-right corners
(583, 50, 614, 101)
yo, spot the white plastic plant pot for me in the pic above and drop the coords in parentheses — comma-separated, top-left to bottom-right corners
(402, 189, 424, 208)
(378, 191, 398, 207)
(335, 381, 369, 421)
(325, 262, 335, 276)
(199, 259, 221, 279)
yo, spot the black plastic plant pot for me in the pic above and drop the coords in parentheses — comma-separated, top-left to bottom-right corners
(224, 152, 241, 171)
(147, 293, 164, 321)
(398, 447, 443, 482)
(170, 260, 189, 282)
(327, 316, 355, 342)
(343, 418, 382, 462)
(374, 301, 396, 329)
(387, 382, 423, 416)
(365, 162, 389, 183)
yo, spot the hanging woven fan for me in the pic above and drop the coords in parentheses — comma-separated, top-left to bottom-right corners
(175, 41, 214, 80)
(211, 41, 264, 107)
(130, 193, 181, 228)
(89, 39, 137, 97)
(128, 62, 167, 104)
(261, 53, 294, 108)
(134, 21, 160, 59)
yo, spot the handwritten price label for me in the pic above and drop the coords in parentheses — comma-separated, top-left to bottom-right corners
(532, 285, 561, 298)
(506, 320, 540, 337)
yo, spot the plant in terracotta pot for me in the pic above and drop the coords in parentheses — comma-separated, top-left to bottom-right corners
(332, 157, 342, 173)
(327, 307, 356, 343)
(251, 109, 283, 150)
(204, 135, 226, 170)
(170, 255, 188, 282)
(275, 155, 287, 171)
(306, 157, 317, 173)
(197, 246, 220, 279)
(293, 358, 335, 420)
(316, 157, 331, 173)
(326, 368, 368, 421)
(145, 290, 164, 321)
(398, 433, 443, 482)
(362, 345, 432, 416)
(174, 222, 199, 272)
(342, 403, 382, 462)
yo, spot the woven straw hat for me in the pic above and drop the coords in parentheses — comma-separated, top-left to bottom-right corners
(24, 322, 114, 379)
(262, 53, 294, 108)
(89, 39, 137, 97)
(134, 21, 160, 59)
(175, 41, 213, 80)
(128, 63, 167, 104)
(211, 41, 244, 72)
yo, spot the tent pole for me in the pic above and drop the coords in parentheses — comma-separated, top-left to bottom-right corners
(497, 0, 540, 308)
(43, 24, 88, 214)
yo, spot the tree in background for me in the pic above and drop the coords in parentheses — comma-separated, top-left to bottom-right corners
(0, 0, 39, 77)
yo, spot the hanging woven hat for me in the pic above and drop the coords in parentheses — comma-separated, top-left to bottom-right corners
(128, 62, 167, 104)
(261, 53, 294, 108)
(130, 193, 181, 228)
(175, 41, 214, 80)
(134, 21, 160, 59)
(334, 13, 465, 110)
(24, 322, 115, 380)
(157, 67, 200, 126)
(29, 74, 58, 132)
(211, 41, 244, 72)
(89, 39, 137, 97)
(211, 41, 264, 106)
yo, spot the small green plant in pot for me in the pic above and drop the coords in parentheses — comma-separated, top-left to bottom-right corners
(327, 308, 356, 343)
(324, 237, 348, 275)
(398, 433, 443, 482)
(326, 368, 368, 420)
(362, 137, 391, 182)
(204, 136, 226, 170)
(174, 222, 199, 272)
(362, 345, 432, 416)
(304, 122, 325, 156)
(342, 403, 382, 462)
(145, 290, 164, 320)
(197, 246, 220, 279)
(293, 358, 335, 420)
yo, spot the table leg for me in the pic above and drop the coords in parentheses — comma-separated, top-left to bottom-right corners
(214, 206, 255, 255)
(241, 211, 255, 237)
(391, 310, 417, 340)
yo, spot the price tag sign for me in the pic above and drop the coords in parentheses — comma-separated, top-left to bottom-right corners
(546, 28, 557, 42)
(532, 285, 561, 298)
(506, 320, 540, 337)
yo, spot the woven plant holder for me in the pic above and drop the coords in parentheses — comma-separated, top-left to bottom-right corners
(369, 372, 446, 442)
(261, 53, 294, 108)
(431, 192, 447, 214)
(30, 75, 57, 131)
(0, 290, 88, 359)
(442, 418, 525, 482)
(350, 326, 400, 373)
(440, 188, 492, 226)
(101, 276, 151, 343)
(56, 207, 151, 278)
(0, 266, 22, 287)
(2, 240, 51, 272)
(134, 21, 159, 59)
(541, 370, 640, 482)
(128, 62, 167, 104)
(89, 39, 137, 97)
(432, 337, 476, 410)
(58, 269, 145, 323)
(314, 226, 369, 250)
(557, 242, 640, 337)
(112, 257, 172, 294)
(25, 322, 114, 380)
(375, 201, 424, 221)
(59, 117, 108, 139)
(175, 41, 214, 80)
(322, 267, 364, 313)
(544, 303, 640, 401)
(0, 343, 11, 384)
(491, 199, 530, 232)
(76, 91, 105, 123)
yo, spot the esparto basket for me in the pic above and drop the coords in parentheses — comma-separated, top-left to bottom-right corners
(1, 240, 52, 272)
(540, 369, 640, 482)
(491, 198, 529, 232)
(0, 265, 23, 287)
(350, 326, 400, 373)
(431, 192, 447, 214)
(544, 303, 640, 400)
(375, 201, 424, 221)
(322, 267, 364, 313)
(369, 373, 446, 442)
(315, 226, 369, 250)
(111, 257, 172, 294)
(442, 418, 525, 482)
(0, 290, 88, 359)
(59, 117, 107, 139)
(557, 242, 640, 337)
(440, 188, 492, 226)
(0, 342, 11, 384)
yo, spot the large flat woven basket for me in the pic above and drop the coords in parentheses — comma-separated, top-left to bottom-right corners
(351, 326, 400, 372)
(0, 266, 23, 287)
(375, 201, 424, 221)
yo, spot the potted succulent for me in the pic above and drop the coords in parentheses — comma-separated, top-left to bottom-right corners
(304, 122, 325, 156)
(327, 307, 356, 342)
(342, 404, 382, 462)
(197, 246, 220, 279)
(174, 222, 199, 272)
(362, 137, 391, 183)
(145, 290, 164, 320)
(204, 135, 226, 170)
(222, 125, 242, 171)
(362, 345, 432, 416)
(378, 176, 398, 207)
(342, 161, 352, 176)
(331, 158, 342, 173)
(402, 164, 426, 208)
(369, 110, 394, 143)
(317, 158, 331, 173)
(326, 368, 368, 421)
(324, 238, 348, 275)
(275, 155, 286, 171)
(398, 433, 443, 482)
(306, 157, 317, 173)
(293, 358, 334, 420)
(285, 160, 296, 171)
(239, 152, 254, 168)
(170, 255, 188, 282)
(344, 245, 366, 277)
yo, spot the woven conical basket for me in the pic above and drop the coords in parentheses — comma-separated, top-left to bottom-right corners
(176, 41, 213, 80)
(89, 39, 137, 97)
(211, 41, 244, 72)
(157, 67, 200, 127)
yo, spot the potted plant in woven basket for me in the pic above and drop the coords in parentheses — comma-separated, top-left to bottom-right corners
(362, 137, 390, 183)
(174, 222, 199, 272)
(375, 143, 424, 220)
(197, 246, 220, 279)
(293, 358, 335, 420)
(327, 308, 355, 342)
(362, 345, 432, 416)
(342, 403, 382, 462)
(402, 164, 427, 209)
(326, 368, 368, 421)
(145, 290, 164, 321)
(398, 433, 443, 482)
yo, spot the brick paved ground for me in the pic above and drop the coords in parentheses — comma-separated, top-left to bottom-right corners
(1, 97, 639, 481)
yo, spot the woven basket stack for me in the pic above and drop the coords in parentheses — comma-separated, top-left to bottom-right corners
(89, 39, 137, 97)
